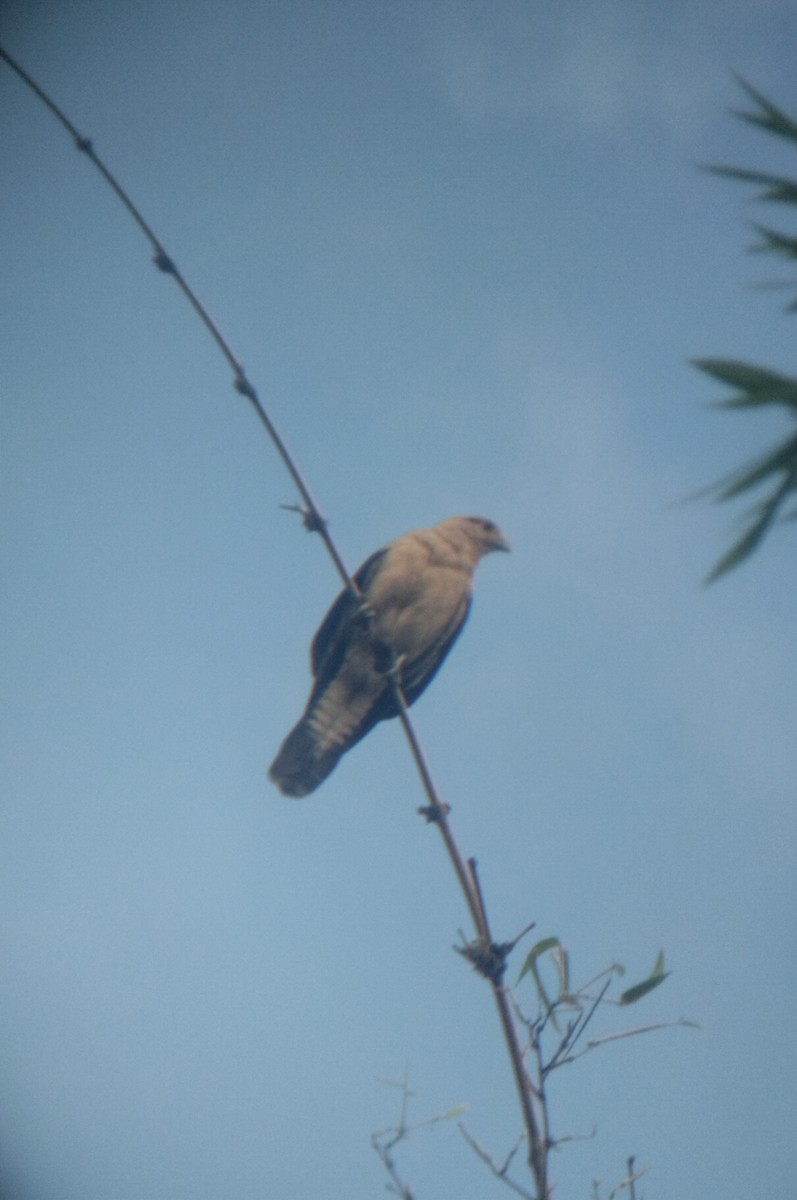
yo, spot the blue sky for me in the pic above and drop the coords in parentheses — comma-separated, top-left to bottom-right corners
(2, 3, 796, 1198)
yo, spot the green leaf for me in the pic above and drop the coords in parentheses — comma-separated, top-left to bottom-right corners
(443, 1104, 468, 1119)
(732, 76, 797, 145)
(706, 164, 797, 205)
(752, 224, 797, 260)
(712, 435, 797, 501)
(517, 937, 563, 1020)
(551, 941, 571, 997)
(706, 464, 797, 581)
(619, 950, 669, 1006)
(706, 514, 774, 581)
(697, 80, 797, 579)
(692, 358, 797, 409)
(517, 936, 560, 984)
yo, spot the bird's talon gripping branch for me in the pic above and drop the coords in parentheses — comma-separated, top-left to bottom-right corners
(385, 651, 407, 681)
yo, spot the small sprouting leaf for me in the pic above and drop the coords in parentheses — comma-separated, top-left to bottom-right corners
(619, 950, 669, 1006)
(443, 1104, 468, 1119)
(551, 941, 571, 996)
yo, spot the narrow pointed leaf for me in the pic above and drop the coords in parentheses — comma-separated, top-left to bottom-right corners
(619, 951, 669, 1006)
(705, 164, 797, 204)
(752, 225, 797, 260)
(517, 936, 561, 983)
(707, 469, 797, 581)
(552, 942, 571, 996)
(714, 435, 797, 500)
(517, 937, 562, 1021)
(732, 76, 797, 144)
(693, 359, 797, 408)
(706, 518, 772, 581)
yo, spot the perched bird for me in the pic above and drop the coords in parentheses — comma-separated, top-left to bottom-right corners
(269, 515, 509, 797)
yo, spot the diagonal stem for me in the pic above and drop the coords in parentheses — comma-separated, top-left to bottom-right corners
(390, 680, 548, 1197)
(2, 43, 549, 1198)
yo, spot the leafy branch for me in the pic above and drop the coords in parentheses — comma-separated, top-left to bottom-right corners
(452, 941, 695, 1197)
(697, 78, 797, 580)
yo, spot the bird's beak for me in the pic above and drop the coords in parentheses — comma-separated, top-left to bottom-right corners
(494, 534, 511, 553)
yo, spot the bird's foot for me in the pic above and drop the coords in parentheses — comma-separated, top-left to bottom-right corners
(384, 651, 407, 680)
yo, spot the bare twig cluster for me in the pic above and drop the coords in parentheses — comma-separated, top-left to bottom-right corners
(695, 79, 797, 581)
(372, 943, 690, 1197)
(371, 1072, 468, 1200)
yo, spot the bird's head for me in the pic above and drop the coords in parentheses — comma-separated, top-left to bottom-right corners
(437, 516, 510, 560)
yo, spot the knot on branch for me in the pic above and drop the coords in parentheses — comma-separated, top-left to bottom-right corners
(153, 249, 176, 275)
(234, 372, 258, 402)
(417, 801, 450, 824)
(278, 503, 328, 535)
(74, 135, 93, 154)
(455, 936, 511, 984)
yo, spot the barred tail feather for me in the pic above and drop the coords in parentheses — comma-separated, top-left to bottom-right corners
(268, 718, 345, 798)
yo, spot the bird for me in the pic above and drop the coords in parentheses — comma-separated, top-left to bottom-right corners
(268, 515, 509, 797)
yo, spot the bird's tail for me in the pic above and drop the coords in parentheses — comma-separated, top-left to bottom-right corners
(268, 718, 344, 798)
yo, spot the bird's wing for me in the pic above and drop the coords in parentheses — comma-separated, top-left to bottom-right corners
(399, 593, 471, 704)
(310, 547, 388, 684)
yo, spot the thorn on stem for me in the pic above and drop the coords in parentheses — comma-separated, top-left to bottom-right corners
(278, 502, 327, 534)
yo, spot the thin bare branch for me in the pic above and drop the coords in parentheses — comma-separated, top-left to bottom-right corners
(458, 1125, 536, 1200)
(608, 1157, 650, 1200)
(544, 977, 613, 1075)
(533, 1015, 702, 1077)
(0, 43, 354, 596)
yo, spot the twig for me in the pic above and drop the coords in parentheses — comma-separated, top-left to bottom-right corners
(372, 1072, 468, 1200)
(582, 1017, 699, 1054)
(458, 1125, 536, 1200)
(0, 43, 354, 597)
(544, 977, 613, 1075)
(608, 1156, 650, 1200)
